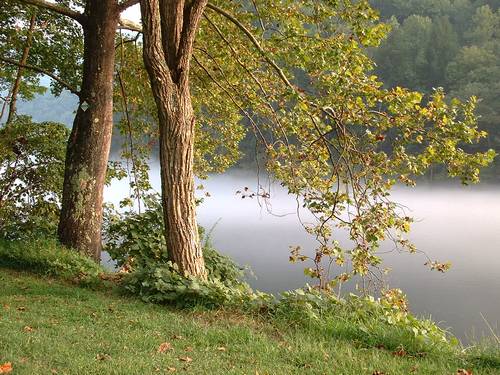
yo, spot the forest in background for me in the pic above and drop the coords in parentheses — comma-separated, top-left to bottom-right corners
(371, 0, 500, 180)
(12, 0, 500, 180)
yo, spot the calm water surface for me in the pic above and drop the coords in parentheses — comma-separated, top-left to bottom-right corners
(104, 169, 500, 343)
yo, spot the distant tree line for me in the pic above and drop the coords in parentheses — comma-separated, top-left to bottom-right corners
(370, 0, 500, 179)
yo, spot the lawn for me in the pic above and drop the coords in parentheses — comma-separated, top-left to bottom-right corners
(1, 269, 499, 374)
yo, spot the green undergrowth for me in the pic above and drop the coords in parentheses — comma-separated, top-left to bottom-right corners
(1, 237, 499, 374)
(1, 269, 499, 374)
(0, 238, 105, 286)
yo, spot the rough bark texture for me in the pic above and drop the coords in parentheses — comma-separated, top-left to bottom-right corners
(58, 0, 119, 260)
(6, 13, 36, 125)
(141, 0, 207, 277)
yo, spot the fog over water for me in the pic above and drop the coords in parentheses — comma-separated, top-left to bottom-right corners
(104, 167, 500, 343)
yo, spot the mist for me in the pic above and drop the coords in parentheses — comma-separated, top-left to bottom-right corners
(104, 167, 500, 342)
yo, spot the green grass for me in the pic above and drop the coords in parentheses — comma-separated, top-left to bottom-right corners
(1, 269, 499, 374)
(0, 238, 104, 286)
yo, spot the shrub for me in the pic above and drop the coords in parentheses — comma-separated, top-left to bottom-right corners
(104, 194, 244, 283)
(273, 286, 455, 352)
(0, 238, 104, 286)
(0, 116, 68, 240)
(103, 195, 269, 307)
(104, 195, 167, 271)
(122, 260, 271, 308)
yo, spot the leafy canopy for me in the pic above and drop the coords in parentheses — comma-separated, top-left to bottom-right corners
(115, 0, 495, 288)
(1, 0, 495, 290)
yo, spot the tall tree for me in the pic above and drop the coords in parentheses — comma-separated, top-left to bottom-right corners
(140, 0, 208, 277)
(3, 0, 140, 260)
(137, 0, 494, 282)
(56, 0, 121, 261)
(373, 15, 433, 90)
(0, 4, 49, 122)
(426, 16, 459, 88)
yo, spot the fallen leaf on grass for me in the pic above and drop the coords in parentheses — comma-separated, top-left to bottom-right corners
(157, 342, 173, 353)
(393, 348, 407, 357)
(0, 362, 12, 374)
(178, 356, 192, 363)
(166, 367, 176, 372)
(216, 346, 226, 352)
(456, 370, 473, 375)
(17, 306, 26, 312)
(372, 372, 385, 375)
(184, 346, 193, 352)
(172, 335, 183, 340)
(96, 353, 111, 361)
(23, 326, 34, 333)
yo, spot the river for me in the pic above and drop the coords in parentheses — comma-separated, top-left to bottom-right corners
(104, 168, 500, 343)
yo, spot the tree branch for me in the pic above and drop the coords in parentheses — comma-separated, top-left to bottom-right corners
(140, 0, 174, 88)
(177, 0, 208, 83)
(192, 54, 267, 145)
(115, 32, 141, 50)
(206, 3, 343, 128)
(118, 18, 142, 32)
(206, 3, 294, 91)
(0, 56, 80, 97)
(14, 0, 84, 23)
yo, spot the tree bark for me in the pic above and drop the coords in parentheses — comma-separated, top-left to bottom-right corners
(141, 0, 207, 277)
(6, 12, 37, 125)
(58, 0, 119, 260)
(158, 85, 205, 277)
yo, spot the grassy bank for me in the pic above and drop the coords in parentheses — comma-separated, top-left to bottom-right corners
(1, 269, 499, 374)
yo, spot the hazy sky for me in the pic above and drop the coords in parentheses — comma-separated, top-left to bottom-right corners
(122, 4, 141, 24)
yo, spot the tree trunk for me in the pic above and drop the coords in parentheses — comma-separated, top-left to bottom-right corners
(140, 0, 207, 277)
(6, 13, 37, 125)
(159, 86, 205, 277)
(58, 0, 119, 260)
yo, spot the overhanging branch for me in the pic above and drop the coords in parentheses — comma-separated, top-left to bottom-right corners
(205, 3, 346, 148)
(0, 56, 80, 97)
(14, 0, 84, 23)
(118, 18, 142, 32)
(206, 3, 294, 91)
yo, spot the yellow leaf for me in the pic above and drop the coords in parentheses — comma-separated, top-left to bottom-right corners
(0, 362, 12, 374)
(157, 342, 173, 353)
